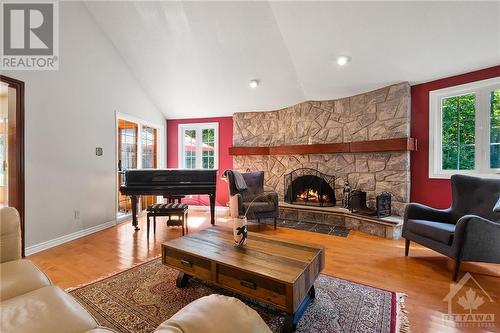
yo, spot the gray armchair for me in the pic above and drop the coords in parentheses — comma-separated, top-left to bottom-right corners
(223, 170, 279, 229)
(403, 174, 500, 280)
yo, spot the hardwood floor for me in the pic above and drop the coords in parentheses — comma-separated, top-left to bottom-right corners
(29, 210, 500, 332)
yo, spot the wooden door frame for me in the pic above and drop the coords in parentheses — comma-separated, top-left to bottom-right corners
(0, 75, 25, 257)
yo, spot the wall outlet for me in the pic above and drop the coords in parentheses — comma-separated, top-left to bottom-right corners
(74, 210, 80, 220)
(96, 147, 103, 156)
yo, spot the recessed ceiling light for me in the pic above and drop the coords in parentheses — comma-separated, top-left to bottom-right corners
(249, 80, 259, 88)
(336, 56, 350, 66)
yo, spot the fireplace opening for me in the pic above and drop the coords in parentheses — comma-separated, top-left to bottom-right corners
(284, 168, 336, 207)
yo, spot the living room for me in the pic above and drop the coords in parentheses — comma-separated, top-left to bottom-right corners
(0, 1, 499, 333)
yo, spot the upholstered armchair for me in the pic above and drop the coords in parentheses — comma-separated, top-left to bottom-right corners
(223, 170, 279, 229)
(403, 175, 500, 281)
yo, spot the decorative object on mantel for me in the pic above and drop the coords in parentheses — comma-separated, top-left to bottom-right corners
(349, 190, 392, 218)
(376, 192, 392, 218)
(342, 181, 351, 209)
(349, 190, 374, 215)
(228, 137, 417, 156)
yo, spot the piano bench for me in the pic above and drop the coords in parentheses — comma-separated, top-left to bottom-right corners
(146, 203, 189, 237)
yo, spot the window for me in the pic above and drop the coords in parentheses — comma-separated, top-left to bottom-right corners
(429, 77, 500, 178)
(119, 121, 137, 170)
(179, 123, 218, 169)
(141, 126, 157, 168)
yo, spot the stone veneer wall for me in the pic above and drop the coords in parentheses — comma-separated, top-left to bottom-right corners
(233, 82, 411, 216)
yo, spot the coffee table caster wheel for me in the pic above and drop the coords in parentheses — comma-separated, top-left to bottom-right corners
(308, 285, 315, 299)
(176, 272, 190, 288)
(283, 315, 296, 333)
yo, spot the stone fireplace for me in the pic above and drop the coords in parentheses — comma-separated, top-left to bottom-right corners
(233, 82, 411, 215)
(230, 82, 412, 239)
(284, 168, 336, 207)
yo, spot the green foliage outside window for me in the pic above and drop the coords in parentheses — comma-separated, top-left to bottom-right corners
(490, 90, 500, 169)
(442, 94, 476, 170)
(202, 129, 215, 169)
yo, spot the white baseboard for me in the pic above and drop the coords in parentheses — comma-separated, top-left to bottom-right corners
(25, 220, 116, 256)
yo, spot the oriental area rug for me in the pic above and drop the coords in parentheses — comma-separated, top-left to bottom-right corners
(70, 258, 409, 333)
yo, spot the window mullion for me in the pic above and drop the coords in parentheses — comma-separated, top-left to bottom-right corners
(196, 127, 202, 169)
(137, 124, 143, 169)
(476, 89, 488, 173)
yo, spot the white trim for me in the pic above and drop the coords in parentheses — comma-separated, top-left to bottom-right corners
(429, 77, 500, 179)
(178, 122, 219, 170)
(25, 220, 116, 256)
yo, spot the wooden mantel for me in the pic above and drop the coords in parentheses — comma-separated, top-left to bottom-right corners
(229, 137, 417, 156)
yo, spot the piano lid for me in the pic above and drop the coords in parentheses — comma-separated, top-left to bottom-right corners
(121, 168, 217, 186)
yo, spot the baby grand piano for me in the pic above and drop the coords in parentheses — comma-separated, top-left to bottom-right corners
(120, 169, 217, 230)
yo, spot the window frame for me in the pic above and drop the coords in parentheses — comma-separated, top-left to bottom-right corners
(178, 122, 219, 170)
(429, 77, 500, 179)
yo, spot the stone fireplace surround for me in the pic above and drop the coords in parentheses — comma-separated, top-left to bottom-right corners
(232, 82, 411, 239)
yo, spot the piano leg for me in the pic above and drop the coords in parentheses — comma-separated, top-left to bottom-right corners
(209, 194, 216, 225)
(131, 195, 140, 231)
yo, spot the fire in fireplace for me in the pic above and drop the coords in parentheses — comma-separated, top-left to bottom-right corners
(284, 168, 336, 207)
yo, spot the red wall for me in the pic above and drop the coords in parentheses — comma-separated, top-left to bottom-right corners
(167, 117, 233, 206)
(411, 66, 500, 208)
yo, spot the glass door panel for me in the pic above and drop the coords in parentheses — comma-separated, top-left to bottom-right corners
(140, 125, 157, 209)
(183, 129, 196, 169)
(117, 120, 138, 215)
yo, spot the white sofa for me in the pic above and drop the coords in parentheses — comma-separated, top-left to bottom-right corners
(0, 207, 272, 333)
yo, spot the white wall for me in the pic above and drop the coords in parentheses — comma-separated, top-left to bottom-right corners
(3, 2, 165, 249)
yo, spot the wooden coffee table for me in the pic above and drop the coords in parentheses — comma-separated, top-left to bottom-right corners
(162, 227, 325, 332)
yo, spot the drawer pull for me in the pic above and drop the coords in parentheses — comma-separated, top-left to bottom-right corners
(240, 280, 257, 290)
(180, 259, 192, 267)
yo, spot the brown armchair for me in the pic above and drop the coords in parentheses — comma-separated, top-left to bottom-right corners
(223, 170, 279, 229)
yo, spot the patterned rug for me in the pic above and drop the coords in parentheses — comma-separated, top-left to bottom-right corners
(70, 258, 409, 333)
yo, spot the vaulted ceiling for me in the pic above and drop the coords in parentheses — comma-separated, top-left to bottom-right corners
(85, 1, 500, 119)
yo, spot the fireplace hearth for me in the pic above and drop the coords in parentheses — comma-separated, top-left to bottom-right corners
(284, 168, 336, 207)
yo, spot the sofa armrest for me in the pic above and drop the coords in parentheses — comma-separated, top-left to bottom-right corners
(0, 207, 22, 263)
(452, 215, 500, 263)
(494, 198, 500, 213)
(403, 203, 452, 224)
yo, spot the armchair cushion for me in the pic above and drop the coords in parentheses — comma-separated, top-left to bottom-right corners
(406, 219, 455, 245)
(0, 286, 99, 333)
(242, 201, 275, 214)
(0, 259, 51, 301)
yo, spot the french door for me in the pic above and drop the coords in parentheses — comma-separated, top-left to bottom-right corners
(117, 117, 159, 217)
(0, 75, 25, 255)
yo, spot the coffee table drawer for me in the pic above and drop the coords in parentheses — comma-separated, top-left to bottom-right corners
(217, 264, 287, 308)
(164, 248, 211, 281)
